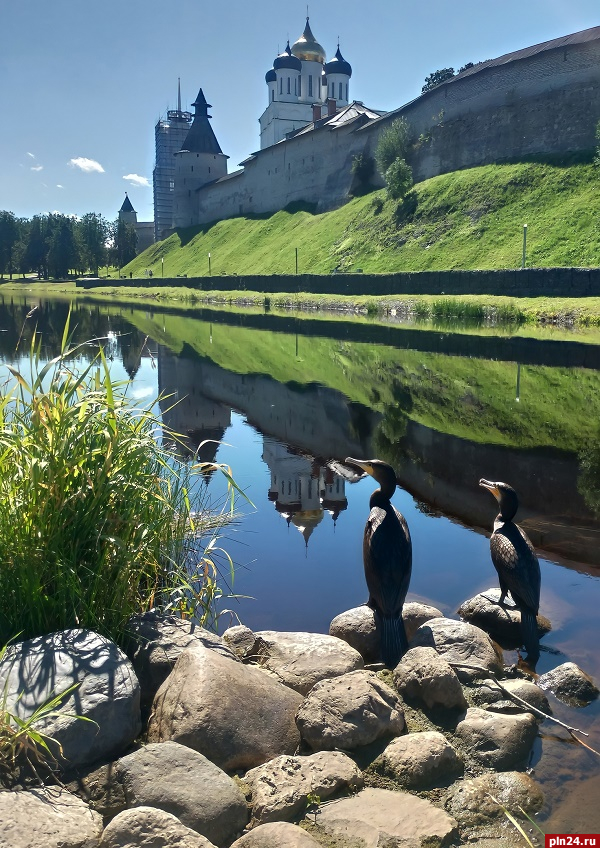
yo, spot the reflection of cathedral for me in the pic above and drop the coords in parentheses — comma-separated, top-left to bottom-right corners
(263, 439, 348, 546)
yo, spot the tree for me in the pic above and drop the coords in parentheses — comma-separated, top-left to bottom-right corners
(111, 219, 138, 269)
(47, 214, 79, 279)
(375, 118, 413, 201)
(375, 118, 410, 176)
(351, 153, 375, 194)
(79, 212, 109, 275)
(422, 68, 455, 93)
(458, 62, 475, 74)
(385, 158, 413, 200)
(0, 211, 19, 279)
(24, 215, 49, 278)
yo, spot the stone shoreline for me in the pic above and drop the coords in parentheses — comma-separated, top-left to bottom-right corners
(0, 593, 597, 848)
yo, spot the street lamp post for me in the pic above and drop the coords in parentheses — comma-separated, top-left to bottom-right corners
(295, 248, 298, 275)
(161, 257, 164, 278)
(208, 252, 212, 276)
(522, 224, 528, 269)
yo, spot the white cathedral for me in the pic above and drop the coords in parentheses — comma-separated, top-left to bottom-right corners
(259, 19, 353, 149)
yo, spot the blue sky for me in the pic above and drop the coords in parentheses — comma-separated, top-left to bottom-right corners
(1, 0, 598, 224)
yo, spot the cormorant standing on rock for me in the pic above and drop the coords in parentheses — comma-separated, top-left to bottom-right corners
(346, 458, 412, 668)
(479, 479, 541, 664)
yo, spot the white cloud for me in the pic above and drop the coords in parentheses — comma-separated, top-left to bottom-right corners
(31, 164, 43, 172)
(123, 173, 150, 188)
(56, 184, 64, 189)
(69, 157, 105, 173)
(26, 152, 35, 159)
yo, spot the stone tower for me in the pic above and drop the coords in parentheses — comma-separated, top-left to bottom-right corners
(153, 80, 193, 241)
(172, 89, 228, 229)
(118, 193, 137, 226)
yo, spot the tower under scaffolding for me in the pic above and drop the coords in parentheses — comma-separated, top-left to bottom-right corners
(153, 80, 192, 242)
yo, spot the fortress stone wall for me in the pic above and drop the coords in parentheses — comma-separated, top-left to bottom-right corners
(185, 27, 600, 227)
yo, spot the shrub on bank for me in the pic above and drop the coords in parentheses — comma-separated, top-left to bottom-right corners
(0, 316, 240, 645)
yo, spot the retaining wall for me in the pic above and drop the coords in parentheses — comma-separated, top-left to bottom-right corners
(78, 267, 600, 297)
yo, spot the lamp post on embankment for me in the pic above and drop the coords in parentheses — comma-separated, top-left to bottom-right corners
(522, 224, 528, 269)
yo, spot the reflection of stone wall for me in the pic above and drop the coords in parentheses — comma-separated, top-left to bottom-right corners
(158, 347, 378, 460)
(399, 420, 598, 567)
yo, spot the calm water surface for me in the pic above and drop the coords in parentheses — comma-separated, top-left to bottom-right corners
(1, 295, 599, 834)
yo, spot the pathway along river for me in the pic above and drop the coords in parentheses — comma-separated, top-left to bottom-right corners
(1, 294, 600, 835)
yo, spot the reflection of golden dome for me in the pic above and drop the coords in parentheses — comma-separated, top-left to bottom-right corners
(291, 19, 326, 64)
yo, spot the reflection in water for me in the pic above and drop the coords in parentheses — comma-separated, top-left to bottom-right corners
(1, 296, 600, 832)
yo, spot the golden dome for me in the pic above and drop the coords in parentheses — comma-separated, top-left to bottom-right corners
(291, 19, 326, 64)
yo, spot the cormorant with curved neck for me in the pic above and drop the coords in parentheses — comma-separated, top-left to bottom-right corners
(479, 479, 541, 664)
(347, 458, 412, 668)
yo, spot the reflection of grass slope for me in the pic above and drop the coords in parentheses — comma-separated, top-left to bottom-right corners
(125, 159, 600, 276)
(133, 311, 600, 452)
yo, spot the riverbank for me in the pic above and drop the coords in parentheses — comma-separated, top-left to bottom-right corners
(122, 159, 600, 277)
(3, 279, 600, 327)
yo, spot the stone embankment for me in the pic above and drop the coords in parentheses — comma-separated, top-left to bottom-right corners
(0, 592, 598, 848)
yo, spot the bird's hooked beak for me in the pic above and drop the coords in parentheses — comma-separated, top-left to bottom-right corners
(346, 457, 373, 477)
(479, 479, 501, 501)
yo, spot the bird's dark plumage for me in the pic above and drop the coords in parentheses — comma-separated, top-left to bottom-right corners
(479, 479, 541, 663)
(347, 458, 412, 668)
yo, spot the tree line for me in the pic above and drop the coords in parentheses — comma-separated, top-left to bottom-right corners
(0, 211, 138, 280)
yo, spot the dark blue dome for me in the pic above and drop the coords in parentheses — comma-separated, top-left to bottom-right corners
(324, 46, 352, 78)
(273, 41, 301, 72)
(265, 68, 277, 83)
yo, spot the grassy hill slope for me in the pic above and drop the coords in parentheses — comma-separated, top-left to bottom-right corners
(125, 158, 600, 277)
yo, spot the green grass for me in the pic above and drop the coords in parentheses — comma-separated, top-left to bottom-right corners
(124, 158, 600, 277)
(0, 319, 241, 645)
(125, 309, 600, 455)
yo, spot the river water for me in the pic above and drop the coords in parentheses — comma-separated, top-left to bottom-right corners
(1, 294, 599, 834)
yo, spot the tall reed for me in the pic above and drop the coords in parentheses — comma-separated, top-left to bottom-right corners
(0, 317, 240, 645)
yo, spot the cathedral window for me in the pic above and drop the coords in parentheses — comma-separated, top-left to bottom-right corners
(331, 83, 334, 97)
(308, 75, 313, 96)
(295, 78, 297, 95)
(298, 76, 302, 96)
(191, 166, 193, 172)
(279, 78, 283, 94)
(271, 89, 274, 101)
(339, 82, 343, 100)
(287, 77, 291, 94)
(346, 83, 348, 100)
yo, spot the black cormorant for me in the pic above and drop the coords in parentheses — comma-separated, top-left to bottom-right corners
(346, 458, 412, 668)
(479, 479, 541, 663)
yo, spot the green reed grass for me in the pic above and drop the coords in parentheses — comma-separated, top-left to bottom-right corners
(0, 317, 242, 645)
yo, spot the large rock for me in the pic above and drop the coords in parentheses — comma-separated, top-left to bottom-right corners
(468, 678, 551, 718)
(0, 787, 103, 848)
(66, 761, 127, 822)
(393, 646, 467, 711)
(222, 625, 260, 661)
(230, 822, 322, 848)
(454, 707, 538, 770)
(252, 631, 363, 695)
(126, 612, 236, 718)
(445, 771, 544, 829)
(0, 629, 140, 769)
(317, 787, 459, 847)
(538, 662, 599, 707)
(458, 589, 551, 647)
(115, 741, 248, 844)
(100, 807, 217, 848)
(372, 731, 463, 789)
(410, 617, 504, 682)
(296, 669, 404, 751)
(244, 751, 363, 824)
(329, 602, 443, 663)
(148, 644, 302, 771)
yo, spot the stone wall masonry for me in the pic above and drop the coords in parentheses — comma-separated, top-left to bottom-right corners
(188, 34, 600, 225)
(79, 267, 600, 297)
